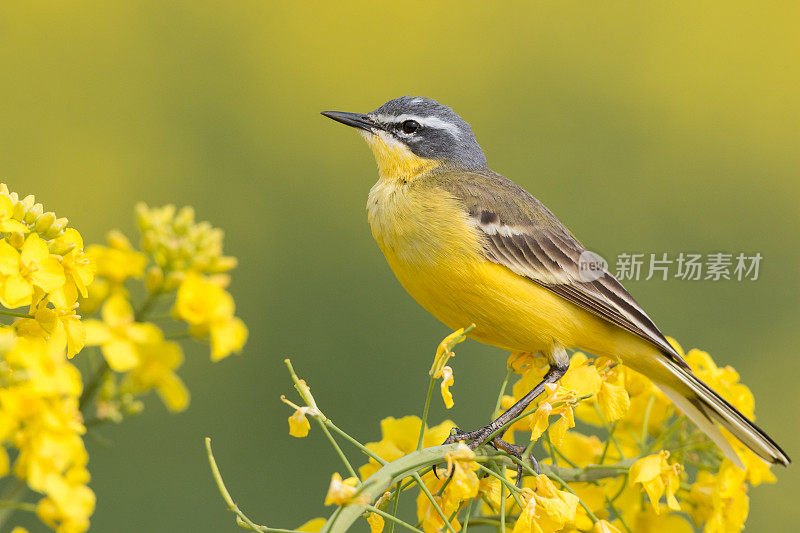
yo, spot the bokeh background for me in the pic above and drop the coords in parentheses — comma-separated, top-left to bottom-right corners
(1, 1, 798, 531)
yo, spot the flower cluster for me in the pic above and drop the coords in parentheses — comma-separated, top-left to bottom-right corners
(83, 202, 247, 422)
(0, 184, 247, 532)
(232, 329, 779, 533)
(0, 185, 95, 532)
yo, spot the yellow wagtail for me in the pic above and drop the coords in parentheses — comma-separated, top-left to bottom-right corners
(321, 96, 789, 469)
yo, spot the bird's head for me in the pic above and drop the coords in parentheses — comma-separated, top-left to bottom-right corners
(322, 96, 487, 181)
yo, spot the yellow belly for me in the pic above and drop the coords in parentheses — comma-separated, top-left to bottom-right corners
(385, 250, 650, 358)
(367, 176, 656, 362)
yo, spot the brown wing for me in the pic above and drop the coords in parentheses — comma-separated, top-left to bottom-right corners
(439, 169, 688, 368)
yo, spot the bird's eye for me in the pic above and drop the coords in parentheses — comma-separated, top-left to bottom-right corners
(401, 120, 420, 134)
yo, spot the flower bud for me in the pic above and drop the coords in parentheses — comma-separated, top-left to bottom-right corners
(0, 328, 16, 355)
(209, 255, 238, 272)
(34, 211, 57, 234)
(164, 270, 185, 291)
(145, 265, 164, 293)
(8, 231, 25, 249)
(123, 398, 145, 416)
(106, 229, 131, 250)
(13, 195, 35, 221)
(174, 206, 195, 233)
(43, 217, 68, 239)
(24, 202, 43, 224)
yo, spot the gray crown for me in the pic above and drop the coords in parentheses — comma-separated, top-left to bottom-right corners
(369, 96, 487, 169)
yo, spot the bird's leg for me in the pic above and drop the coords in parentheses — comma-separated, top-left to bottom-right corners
(441, 344, 569, 484)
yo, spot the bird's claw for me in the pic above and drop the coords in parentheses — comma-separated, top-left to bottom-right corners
(435, 427, 540, 487)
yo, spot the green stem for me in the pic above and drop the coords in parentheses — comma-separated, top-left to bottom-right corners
(316, 419, 357, 479)
(325, 420, 387, 465)
(606, 496, 633, 533)
(164, 331, 191, 340)
(483, 394, 593, 444)
(647, 416, 685, 454)
(417, 378, 436, 451)
(0, 310, 33, 319)
(0, 478, 27, 528)
(492, 367, 514, 418)
(365, 505, 423, 533)
(547, 471, 599, 524)
(476, 464, 522, 495)
(0, 500, 36, 512)
(205, 438, 299, 533)
(485, 462, 525, 510)
(545, 429, 560, 467)
(640, 395, 655, 450)
(412, 471, 456, 533)
(467, 517, 516, 528)
(499, 465, 506, 533)
(593, 403, 625, 460)
(599, 419, 619, 463)
(134, 290, 162, 321)
(462, 498, 474, 533)
(78, 359, 109, 410)
(321, 443, 634, 533)
(608, 473, 630, 504)
(388, 482, 401, 533)
(80, 292, 161, 412)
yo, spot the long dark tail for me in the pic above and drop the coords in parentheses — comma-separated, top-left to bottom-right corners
(650, 357, 790, 468)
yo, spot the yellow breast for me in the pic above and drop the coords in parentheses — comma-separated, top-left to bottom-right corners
(362, 132, 654, 361)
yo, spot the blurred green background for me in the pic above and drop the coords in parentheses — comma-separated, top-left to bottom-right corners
(1, 1, 798, 531)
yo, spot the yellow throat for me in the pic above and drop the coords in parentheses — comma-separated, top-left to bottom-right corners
(362, 130, 484, 268)
(361, 130, 438, 182)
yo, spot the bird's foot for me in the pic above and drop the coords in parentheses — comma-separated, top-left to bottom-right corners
(437, 427, 540, 487)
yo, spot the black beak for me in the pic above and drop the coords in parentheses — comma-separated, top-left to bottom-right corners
(320, 111, 378, 133)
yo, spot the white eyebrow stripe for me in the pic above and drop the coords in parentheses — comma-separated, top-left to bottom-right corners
(370, 113, 462, 138)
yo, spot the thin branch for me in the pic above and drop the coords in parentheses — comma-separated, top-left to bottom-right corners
(205, 437, 299, 533)
(366, 505, 423, 533)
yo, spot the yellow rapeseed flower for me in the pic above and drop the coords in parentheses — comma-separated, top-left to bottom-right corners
(173, 272, 248, 361)
(512, 476, 580, 533)
(629, 507, 694, 533)
(358, 416, 455, 480)
(35, 476, 96, 533)
(324, 472, 359, 506)
(366, 511, 385, 533)
(296, 518, 327, 532)
(0, 193, 30, 234)
(440, 365, 454, 409)
(593, 519, 623, 533)
(593, 358, 631, 423)
(429, 327, 468, 378)
(430, 327, 471, 409)
(415, 471, 462, 533)
(0, 331, 94, 533)
(687, 459, 751, 533)
(556, 431, 604, 468)
(0, 233, 65, 309)
(86, 230, 147, 284)
(280, 395, 316, 438)
(52, 228, 94, 298)
(14, 282, 87, 359)
(84, 294, 162, 371)
(527, 383, 578, 445)
(443, 444, 480, 502)
(630, 450, 682, 513)
(121, 338, 189, 412)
